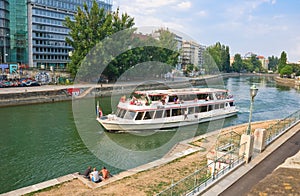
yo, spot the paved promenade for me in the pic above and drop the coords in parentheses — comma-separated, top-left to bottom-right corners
(202, 120, 300, 196)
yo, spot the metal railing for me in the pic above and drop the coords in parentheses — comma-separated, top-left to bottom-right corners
(265, 109, 300, 145)
(157, 143, 246, 196)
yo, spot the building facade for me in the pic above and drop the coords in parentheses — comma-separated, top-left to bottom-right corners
(0, 0, 112, 68)
(0, 0, 9, 64)
(10, 0, 28, 65)
(181, 40, 205, 68)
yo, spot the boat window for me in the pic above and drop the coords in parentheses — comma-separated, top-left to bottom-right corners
(151, 95, 162, 101)
(124, 110, 136, 119)
(172, 108, 182, 116)
(200, 105, 207, 112)
(149, 111, 155, 119)
(143, 111, 154, 120)
(220, 103, 225, 109)
(135, 112, 144, 120)
(115, 108, 121, 116)
(195, 106, 200, 113)
(230, 102, 234, 106)
(208, 105, 214, 111)
(163, 109, 171, 117)
(197, 94, 207, 100)
(207, 94, 213, 100)
(118, 109, 126, 118)
(154, 110, 163, 119)
(215, 104, 220, 109)
(188, 107, 194, 114)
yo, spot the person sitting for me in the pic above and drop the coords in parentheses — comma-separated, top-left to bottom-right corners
(89, 167, 101, 183)
(82, 166, 91, 179)
(100, 166, 110, 180)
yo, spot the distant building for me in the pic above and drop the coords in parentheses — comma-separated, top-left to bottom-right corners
(181, 40, 205, 68)
(151, 29, 183, 69)
(257, 55, 269, 70)
(230, 56, 234, 66)
(1, 0, 112, 68)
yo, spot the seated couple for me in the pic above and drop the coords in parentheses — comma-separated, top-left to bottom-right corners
(88, 167, 110, 183)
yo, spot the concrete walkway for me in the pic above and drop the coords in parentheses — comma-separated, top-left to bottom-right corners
(1, 174, 77, 196)
(202, 121, 300, 196)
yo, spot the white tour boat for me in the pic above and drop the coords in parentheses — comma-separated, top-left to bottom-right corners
(97, 88, 238, 131)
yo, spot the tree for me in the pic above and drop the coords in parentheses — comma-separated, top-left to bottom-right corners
(250, 54, 262, 72)
(268, 55, 279, 71)
(278, 51, 287, 73)
(232, 54, 243, 72)
(206, 42, 230, 72)
(280, 65, 293, 77)
(64, 1, 135, 77)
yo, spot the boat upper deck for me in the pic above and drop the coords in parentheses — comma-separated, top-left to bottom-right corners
(117, 88, 234, 112)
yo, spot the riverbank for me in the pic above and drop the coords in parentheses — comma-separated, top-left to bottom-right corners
(274, 76, 300, 89)
(1, 120, 279, 196)
(0, 73, 275, 107)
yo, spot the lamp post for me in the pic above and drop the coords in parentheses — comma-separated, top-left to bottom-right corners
(246, 85, 258, 135)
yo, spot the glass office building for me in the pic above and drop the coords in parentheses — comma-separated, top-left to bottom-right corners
(9, 0, 28, 65)
(0, 0, 9, 63)
(28, 0, 112, 68)
(1, 0, 112, 68)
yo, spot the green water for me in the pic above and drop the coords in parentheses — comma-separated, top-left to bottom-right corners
(0, 102, 104, 193)
(1, 76, 300, 193)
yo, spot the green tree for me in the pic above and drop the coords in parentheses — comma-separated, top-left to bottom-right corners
(268, 55, 279, 71)
(280, 65, 293, 77)
(243, 58, 253, 72)
(278, 51, 287, 73)
(104, 28, 179, 81)
(250, 54, 262, 72)
(206, 42, 230, 72)
(232, 54, 243, 72)
(64, 1, 135, 77)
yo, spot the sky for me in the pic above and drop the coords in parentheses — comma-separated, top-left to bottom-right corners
(113, 0, 300, 62)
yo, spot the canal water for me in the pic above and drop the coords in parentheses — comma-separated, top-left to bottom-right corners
(0, 76, 300, 193)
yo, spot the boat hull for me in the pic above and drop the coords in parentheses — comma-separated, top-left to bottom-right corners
(97, 109, 238, 132)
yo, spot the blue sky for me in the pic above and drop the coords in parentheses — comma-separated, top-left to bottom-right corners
(113, 0, 300, 62)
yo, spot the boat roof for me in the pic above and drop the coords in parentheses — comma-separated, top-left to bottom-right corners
(134, 88, 228, 96)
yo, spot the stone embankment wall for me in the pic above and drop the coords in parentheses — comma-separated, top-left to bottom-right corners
(0, 89, 72, 107)
(0, 73, 274, 107)
(274, 76, 300, 89)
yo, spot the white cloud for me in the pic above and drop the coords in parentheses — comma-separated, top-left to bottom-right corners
(177, 1, 192, 10)
(196, 10, 207, 17)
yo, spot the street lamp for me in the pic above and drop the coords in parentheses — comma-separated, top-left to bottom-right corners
(246, 84, 258, 135)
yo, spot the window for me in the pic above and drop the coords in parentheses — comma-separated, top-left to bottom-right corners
(220, 103, 225, 109)
(143, 111, 154, 120)
(164, 109, 171, 117)
(195, 106, 200, 113)
(200, 106, 207, 112)
(154, 110, 163, 119)
(208, 105, 214, 111)
(124, 111, 136, 120)
(188, 107, 194, 114)
(215, 104, 220, 109)
(135, 112, 144, 120)
(172, 108, 181, 116)
(116, 109, 126, 118)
